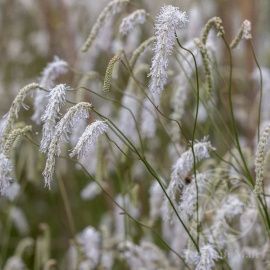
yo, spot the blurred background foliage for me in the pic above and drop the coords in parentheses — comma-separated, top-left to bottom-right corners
(1, 0, 270, 268)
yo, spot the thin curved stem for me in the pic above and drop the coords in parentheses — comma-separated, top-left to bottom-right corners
(92, 108, 200, 252)
(222, 36, 270, 233)
(248, 40, 263, 142)
(175, 33, 201, 248)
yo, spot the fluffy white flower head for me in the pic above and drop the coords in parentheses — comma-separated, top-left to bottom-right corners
(40, 84, 68, 153)
(185, 245, 219, 270)
(149, 5, 188, 97)
(4, 182, 20, 201)
(77, 226, 101, 268)
(32, 56, 68, 124)
(120, 9, 146, 36)
(140, 98, 156, 139)
(70, 120, 108, 159)
(216, 194, 245, 221)
(171, 139, 214, 183)
(196, 245, 219, 270)
(80, 182, 101, 200)
(43, 102, 92, 188)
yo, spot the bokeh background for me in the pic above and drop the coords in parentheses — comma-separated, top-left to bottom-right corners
(1, 0, 270, 268)
(1, 0, 270, 110)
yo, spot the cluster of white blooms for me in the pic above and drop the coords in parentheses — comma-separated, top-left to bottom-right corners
(32, 56, 68, 124)
(162, 140, 214, 221)
(40, 84, 68, 153)
(43, 102, 92, 188)
(209, 195, 245, 248)
(149, 5, 188, 98)
(178, 173, 209, 220)
(119, 240, 171, 270)
(185, 245, 219, 270)
(196, 245, 220, 270)
(57, 103, 92, 147)
(77, 226, 102, 269)
(216, 195, 245, 220)
(70, 120, 108, 159)
(0, 153, 14, 197)
(119, 9, 146, 36)
(40, 57, 68, 89)
(171, 140, 214, 183)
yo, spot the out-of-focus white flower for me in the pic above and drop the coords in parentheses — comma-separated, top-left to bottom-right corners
(171, 139, 214, 183)
(10, 207, 29, 235)
(77, 226, 101, 269)
(0, 153, 14, 196)
(253, 68, 270, 122)
(81, 0, 129, 53)
(118, 93, 139, 142)
(80, 182, 101, 200)
(70, 118, 87, 147)
(216, 194, 245, 220)
(4, 182, 20, 201)
(208, 194, 245, 249)
(40, 84, 68, 153)
(196, 245, 220, 270)
(114, 195, 140, 241)
(66, 244, 78, 270)
(119, 240, 171, 270)
(3, 256, 25, 270)
(119, 9, 146, 36)
(149, 5, 188, 98)
(0, 114, 8, 140)
(185, 244, 219, 270)
(70, 120, 108, 159)
(140, 98, 156, 139)
(187, 5, 203, 39)
(149, 181, 164, 221)
(40, 56, 68, 90)
(32, 56, 68, 124)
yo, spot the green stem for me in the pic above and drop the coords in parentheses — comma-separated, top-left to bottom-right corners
(92, 108, 200, 252)
(248, 41, 263, 142)
(64, 157, 191, 269)
(223, 36, 270, 232)
(175, 33, 201, 248)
